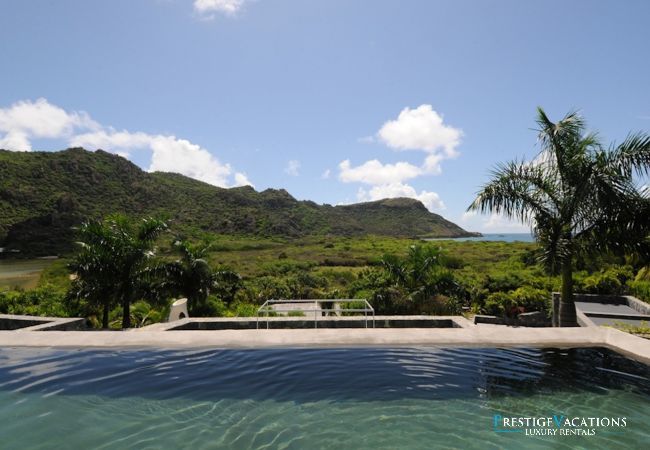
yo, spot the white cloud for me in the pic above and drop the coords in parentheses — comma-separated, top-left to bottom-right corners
(150, 136, 233, 186)
(338, 159, 422, 185)
(70, 129, 153, 150)
(458, 209, 531, 233)
(0, 98, 99, 151)
(357, 182, 445, 212)
(1, 98, 252, 188)
(234, 172, 254, 187)
(338, 105, 462, 209)
(321, 169, 331, 179)
(285, 160, 301, 176)
(71, 130, 235, 187)
(483, 214, 531, 231)
(460, 210, 477, 222)
(378, 104, 461, 156)
(194, 0, 246, 18)
(0, 131, 31, 151)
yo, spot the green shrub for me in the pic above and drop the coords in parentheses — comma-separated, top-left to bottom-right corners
(634, 267, 650, 282)
(484, 273, 524, 292)
(0, 286, 68, 317)
(629, 280, 650, 303)
(510, 286, 550, 314)
(231, 302, 258, 317)
(580, 266, 633, 295)
(482, 292, 515, 316)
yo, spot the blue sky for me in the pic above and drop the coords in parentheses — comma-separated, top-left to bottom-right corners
(1, 0, 649, 232)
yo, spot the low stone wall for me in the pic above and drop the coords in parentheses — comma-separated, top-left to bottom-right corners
(474, 311, 551, 327)
(169, 316, 464, 331)
(0, 314, 86, 331)
(553, 293, 650, 327)
(0, 316, 49, 330)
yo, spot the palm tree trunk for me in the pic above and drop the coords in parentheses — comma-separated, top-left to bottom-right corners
(559, 261, 578, 327)
(122, 300, 131, 329)
(102, 302, 109, 329)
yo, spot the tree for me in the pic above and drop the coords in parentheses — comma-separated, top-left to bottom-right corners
(68, 215, 167, 329)
(468, 108, 650, 326)
(160, 240, 242, 316)
(380, 245, 459, 313)
(161, 240, 215, 316)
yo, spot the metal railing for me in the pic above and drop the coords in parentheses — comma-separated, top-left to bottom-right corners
(256, 299, 375, 329)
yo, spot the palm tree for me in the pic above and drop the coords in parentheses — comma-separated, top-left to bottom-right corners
(381, 245, 458, 312)
(161, 239, 242, 315)
(162, 240, 215, 315)
(69, 215, 167, 329)
(68, 220, 119, 329)
(468, 108, 650, 326)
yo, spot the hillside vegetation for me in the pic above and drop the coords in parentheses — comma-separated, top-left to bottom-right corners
(0, 148, 477, 255)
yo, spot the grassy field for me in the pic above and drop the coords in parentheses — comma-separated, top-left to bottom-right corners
(0, 259, 56, 290)
(4, 234, 646, 328)
(34, 234, 544, 299)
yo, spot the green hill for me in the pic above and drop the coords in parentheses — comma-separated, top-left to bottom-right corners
(0, 148, 478, 255)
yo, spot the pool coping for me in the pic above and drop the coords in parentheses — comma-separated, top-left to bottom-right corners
(142, 315, 475, 331)
(2, 326, 649, 364)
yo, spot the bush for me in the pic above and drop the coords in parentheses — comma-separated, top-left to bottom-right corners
(510, 286, 550, 314)
(629, 280, 650, 303)
(481, 287, 550, 317)
(231, 302, 258, 317)
(421, 295, 462, 315)
(484, 273, 525, 292)
(482, 292, 515, 316)
(580, 266, 633, 295)
(0, 286, 68, 317)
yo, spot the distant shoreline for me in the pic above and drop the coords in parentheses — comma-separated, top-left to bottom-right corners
(424, 233, 535, 243)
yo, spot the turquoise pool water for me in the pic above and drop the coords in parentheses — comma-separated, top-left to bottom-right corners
(0, 347, 648, 449)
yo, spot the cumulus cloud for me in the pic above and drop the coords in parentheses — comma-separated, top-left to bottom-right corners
(321, 169, 331, 179)
(378, 104, 461, 156)
(150, 136, 234, 186)
(1, 98, 252, 188)
(357, 182, 445, 211)
(460, 210, 477, 222)
(0, 98, 99, 151)
(71, 130, 236, 187)
(482, 214, 531, 231)
(194, 0, 246, 18)
(0, 131, 31, 151)
(459, 209, 531, 232)
(338, 159, 422, 185)
(337, 105, 462, 212)
(285, 160, 300, 176)
(234, 172, 254, 187)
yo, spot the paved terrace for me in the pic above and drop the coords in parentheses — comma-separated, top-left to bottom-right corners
(2, 325, 650, 365)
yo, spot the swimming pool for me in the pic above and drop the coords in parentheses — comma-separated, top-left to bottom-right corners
(1, 346, 648, 449)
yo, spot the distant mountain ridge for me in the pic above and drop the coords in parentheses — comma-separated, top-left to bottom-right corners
(0, 148, 478, 255)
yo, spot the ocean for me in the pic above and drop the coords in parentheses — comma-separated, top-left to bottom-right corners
(426, 233, 535, 243)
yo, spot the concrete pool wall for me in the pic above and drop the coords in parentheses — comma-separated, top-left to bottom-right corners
(2, 322, 650, 365)
(0, 314, 86, 331)
(571, 294, 650, 327)
(147, 315, 474, 331)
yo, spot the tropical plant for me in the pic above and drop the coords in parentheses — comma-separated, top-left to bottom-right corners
(68, 215, 167, 328)
(160, 240, 242, 315)
(380, 245, 461, 313)
(469, 108, 650, 326)
(160, 240, 215, 315)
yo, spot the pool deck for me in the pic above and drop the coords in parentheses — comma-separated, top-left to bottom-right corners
(2, 325, 650, 364)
